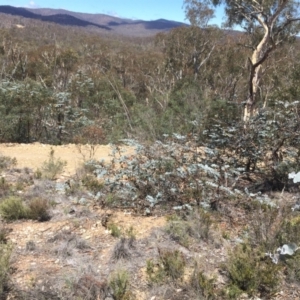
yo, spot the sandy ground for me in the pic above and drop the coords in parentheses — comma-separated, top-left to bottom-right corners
(0, 143, 135, 177)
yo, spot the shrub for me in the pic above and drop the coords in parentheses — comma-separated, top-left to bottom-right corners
(276, 215, 300, 246)
(147, 249, 186, 283)
(26, 240, 36, 251)
(166, 209, 213, 247)
(225, 243, 280, 298)
(165, 218, 190, 247)
(82, 174, 104, 194)
(0, 197, 29, 221)
(109, 269, 132, 300)
(0, 243, 12, 296)
(284, 251, 300, 284)
(0, 224, 10, 244)
(159, 249, 186, 280)
(73, 274, 109, 300)
(190, 264, 217, 299)
(107, 222, 122, 238)
(34, 168, 42, 179)
(112, 238, 131, 260)
(41, 148, 67, 180)
(64, 180, 82, 196)
(48, 230, 89, 259)
(0, 155, 16, 171)
(188, 209, 213, 242)
(74, 125, 105, 160)
(0, 177, 11, 198)
(248, 203, 284, 249)
(27, 198, 51, 222)
(125, 226, 136, 248)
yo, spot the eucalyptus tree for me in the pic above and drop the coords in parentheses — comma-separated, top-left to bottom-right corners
(184, 0, 300, 121)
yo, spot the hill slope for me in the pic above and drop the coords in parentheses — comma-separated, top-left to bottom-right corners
(0, 5, 187, 36)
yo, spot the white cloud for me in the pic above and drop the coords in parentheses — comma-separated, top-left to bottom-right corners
(25, 1, 40, 8)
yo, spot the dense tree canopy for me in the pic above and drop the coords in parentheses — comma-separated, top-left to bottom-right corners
(0, 14, 300, 179)
(184, 0, 300, 120)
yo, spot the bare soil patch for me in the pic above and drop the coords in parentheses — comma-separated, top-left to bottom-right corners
(0, 143, 135, 177)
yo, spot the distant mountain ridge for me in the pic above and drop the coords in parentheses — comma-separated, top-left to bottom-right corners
(0, 5, 187, 36)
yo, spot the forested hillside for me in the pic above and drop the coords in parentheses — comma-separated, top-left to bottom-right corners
(0, 5, 186, 36)
(0, 18, 296, 142)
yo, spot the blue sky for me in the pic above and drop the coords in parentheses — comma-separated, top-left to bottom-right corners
(0, 0, 224, 25)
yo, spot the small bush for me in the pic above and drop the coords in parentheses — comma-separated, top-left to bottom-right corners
(26, 240, 36, 251)
(165, 219, 190, 247)
(0, 155, 16, 171)
(74, 125, 105, 160)
(146, 259, 166, 283)
(48, 230, 89, 258)
(284, 251, 300, 284)
(108, 222, 122, 238)
(41, 148, 67, 180)
(0, 197, 29, 221)
(109, 269, 129, 300)
(28, 198, 51, 222)
(34, 168, 42, 179)
(0, 177, 11, 198)
(147, 249, 186, 283)
(276, 215, 300, 246)
(64, 179, 82, 196)
(225, 243, 280, 298)
(112, 238, 131, 260)
(188, 209, 213, 242)
(159, 249, 186, 280)
(166, 209, 213, 247)
(190, 264, 217, 299)
(82, 174, 104, 194)
(0, 243, 12, 296)
(73, 274, 110, 300)
(248, 203, 284, 249)
(0, 224, 11, 244)
(125, 226, 136, 248)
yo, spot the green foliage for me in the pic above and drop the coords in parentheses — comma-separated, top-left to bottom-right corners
(109, 269, 129, 300)
(64, 180, 82, 196)
(82, 174, 104, 194)
(165, 216, 190, 247)
(125, 226, 136, 247)
(166, 209, 213, 247)
(225, 243, 280, 298)
(0, 243, 12, 296)
(158, 249, 186, 280)
(108, 222, 122, 238)
(248, 203, 283, 250)
(188, 209, 213, 242)
(33, 169, 42, 179)
(0, 196, 29, 221)
(276, 215, 300, 246)
(0, 177, 11, 198)
(41, 148, 67, 180)
(0, 196, 50, 222)
(147, 249, 186, 283)
(0, 224, 10, 244)
(284, 251, 300, 284)
(203, 99, 300, 190)
(190, 264, 217, 299)
(0, 155, 17, 171)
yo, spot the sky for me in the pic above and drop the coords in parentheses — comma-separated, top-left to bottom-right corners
(0, 0, 225, 25)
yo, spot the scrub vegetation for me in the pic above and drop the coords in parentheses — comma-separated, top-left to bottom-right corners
(1, 1, 300, 299)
